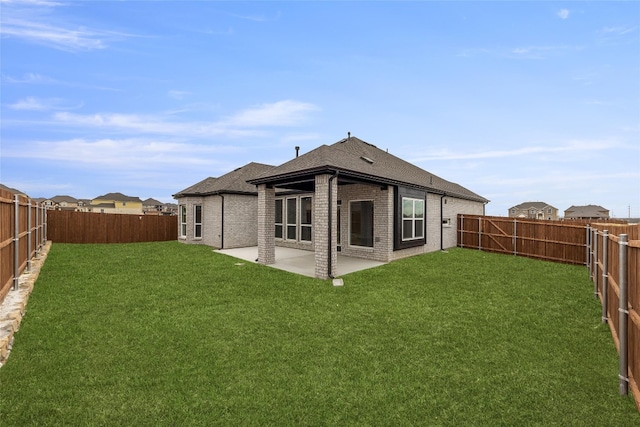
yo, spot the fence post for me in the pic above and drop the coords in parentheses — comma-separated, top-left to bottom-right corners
(27, 198, 32, 271)
(586, 225, 592, 271)
(513, 219, 517, 256)
(593, 228, 598, 298)
(601, 230, 608, 323)
(460, 215, 464, 248)
(618, 234, 629, 396)
(44, 205, 47, 242)
(13, 194, 20, 291)
(478, 216, 482, 250)
(35, 201, 40, 256)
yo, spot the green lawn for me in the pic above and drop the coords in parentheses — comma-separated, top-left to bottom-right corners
(0, 242, 637, 426)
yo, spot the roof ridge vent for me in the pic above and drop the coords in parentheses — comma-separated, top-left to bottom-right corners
(360, 155, 374, 164)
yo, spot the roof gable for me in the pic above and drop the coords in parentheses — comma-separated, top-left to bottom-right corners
(173, 162, 275, 198)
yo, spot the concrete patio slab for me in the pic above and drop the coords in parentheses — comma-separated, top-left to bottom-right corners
(215, 247, 385, 278)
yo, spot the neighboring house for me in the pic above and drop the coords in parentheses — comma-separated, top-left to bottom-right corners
(175, 135, 488, 279)
(90, 192, 143, 214)
(508, 202, 559, 220)
(47, 195, 79, 211)
(564, 205, 610, 220)
(142, 198, 177, 215)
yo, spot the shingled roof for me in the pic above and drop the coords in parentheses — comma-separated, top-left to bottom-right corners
(173, 162, 275, 198)
(93, 192, 142, 203)
(564, 205, 609, 218)
(511, 201, 556, 210)
(248, 136, 488, 203)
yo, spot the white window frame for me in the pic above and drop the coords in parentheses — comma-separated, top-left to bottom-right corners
(402, 197, 424, 241)
(275, 199, 284, 239)
(286, 197, 297, 241)
(300, 196, 312, 242)
(194, 204, 202, 238)
(179, 205, 187, 237)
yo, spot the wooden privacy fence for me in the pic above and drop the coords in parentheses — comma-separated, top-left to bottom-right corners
(47, 210, 177, 244)
(458, 214, 640, 410)
(457, 215, 588, 264)
(589, 223, 640, 409)
(0, 188, 47, 305)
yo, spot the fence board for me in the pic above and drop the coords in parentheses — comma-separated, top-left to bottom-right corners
(46, 210, 177, 244)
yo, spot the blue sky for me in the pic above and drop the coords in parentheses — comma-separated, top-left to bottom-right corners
(1, 1, 638, 217)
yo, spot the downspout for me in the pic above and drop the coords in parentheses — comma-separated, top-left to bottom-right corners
(220, 194, 224, 249)
(440, 194, 445, 251)
(328, 171, 339, 279)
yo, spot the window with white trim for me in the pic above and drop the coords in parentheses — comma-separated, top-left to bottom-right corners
(300, 196, 312, 242)
(286, 197, 297, 240)
(402, 197, 424, 241)
(194, 205, 202, 238)
(275, 199, 283, 239)
(179, 205, 187, 237)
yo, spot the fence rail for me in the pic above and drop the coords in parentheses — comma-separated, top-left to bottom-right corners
(47, 210, 177, 244)
(458, 215, 640, 410)
(0, 188, 47, 305)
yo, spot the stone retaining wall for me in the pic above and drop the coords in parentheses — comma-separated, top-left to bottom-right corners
(0, 241, 51, 367)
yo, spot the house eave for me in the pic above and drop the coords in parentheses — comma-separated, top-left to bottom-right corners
(247, 166, 488, 203)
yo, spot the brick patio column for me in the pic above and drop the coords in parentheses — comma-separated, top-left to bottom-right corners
(314, 174, 337, 279)
(257, 184, 275, 265)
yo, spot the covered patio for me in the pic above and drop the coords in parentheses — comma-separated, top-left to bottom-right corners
(216, 247, 385, 278)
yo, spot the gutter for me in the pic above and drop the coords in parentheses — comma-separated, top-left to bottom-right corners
(220, 194, 224, 249)
(440, 194, 445, 251)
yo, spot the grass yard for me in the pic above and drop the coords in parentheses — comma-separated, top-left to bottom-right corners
(0, 242, 637, 426)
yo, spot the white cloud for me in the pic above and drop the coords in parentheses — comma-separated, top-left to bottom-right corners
(2, 137, 240, 168)
(10, 96, 80, 111)
(460, 45, 580, 60)
(49, 100, 320, 137)
(411, 140, 617, 162)
(557, 9, 570, 20)
(221, 100, 320, 127)
(168, 90, 190, 100)
(0, 1, 133, 52)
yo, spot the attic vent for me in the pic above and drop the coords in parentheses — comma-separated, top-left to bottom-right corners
(360, 156, 374, 164)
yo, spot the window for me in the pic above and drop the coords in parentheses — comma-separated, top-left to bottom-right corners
(275, 199, 283, 239)
(402, 198, 424, 240)
(194, 205, 202, 238)
(179, 205, 187, 237)
(286, 198, 297, 240)
(394, 187, 426, 250)
(350, 200, 374, 247)
(300, 197, 312, 242)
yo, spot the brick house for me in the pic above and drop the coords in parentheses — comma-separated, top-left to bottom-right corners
(508, 202, 559, 220)
(175, 135, 488, 279)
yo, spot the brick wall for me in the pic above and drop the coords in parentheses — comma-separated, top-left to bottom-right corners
(223, 194, 259, 248)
